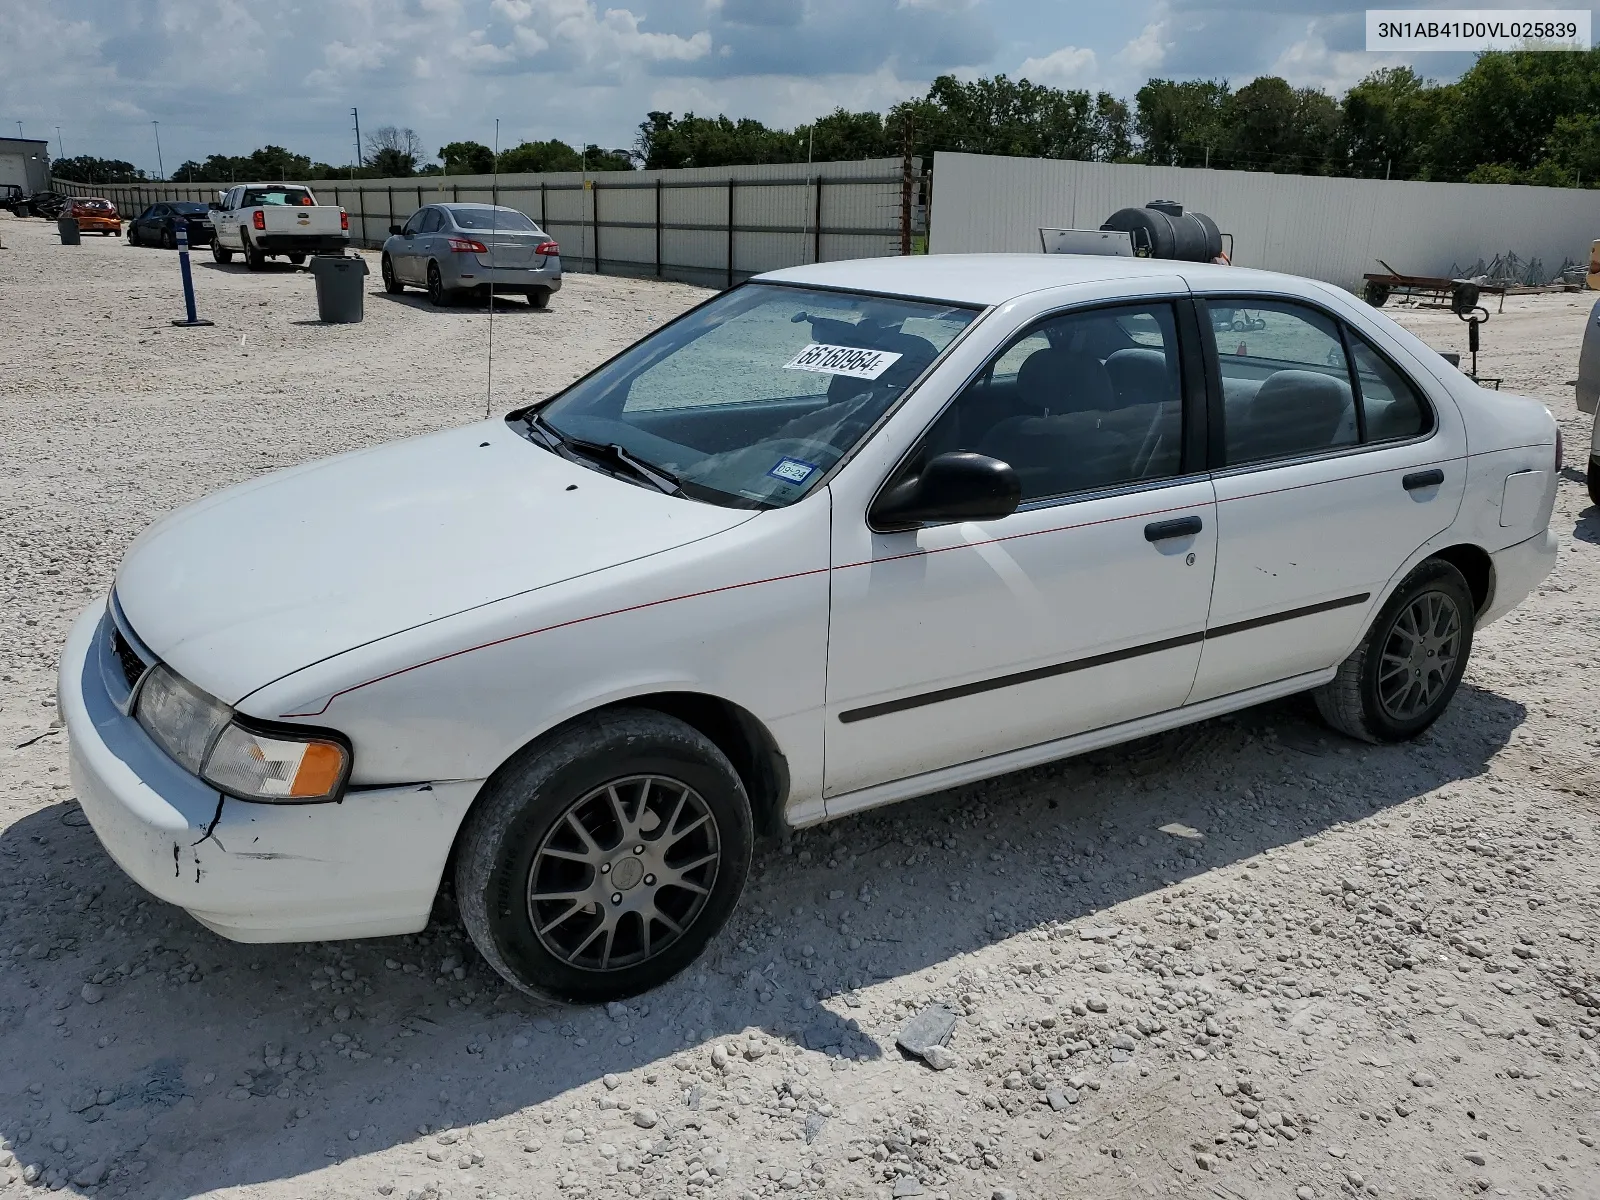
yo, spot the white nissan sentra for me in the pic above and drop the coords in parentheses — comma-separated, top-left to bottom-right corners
(60, 255, 1560, 1002)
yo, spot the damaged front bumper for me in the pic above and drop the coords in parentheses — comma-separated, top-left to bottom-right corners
(57, 603, 480, 942)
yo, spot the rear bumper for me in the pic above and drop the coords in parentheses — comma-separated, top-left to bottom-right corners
(1480, 527, 1559, 627)
(58, 602, 481, 943)
(255, 233, 349, 253)
(76, 217, 120, 232)
(442, 258, 562, 292)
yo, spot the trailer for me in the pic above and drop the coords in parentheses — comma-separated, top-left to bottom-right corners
(1361, 260, 1506, 312)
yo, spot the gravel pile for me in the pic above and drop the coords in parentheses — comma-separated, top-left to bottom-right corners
(0, 214, 1596, 1198)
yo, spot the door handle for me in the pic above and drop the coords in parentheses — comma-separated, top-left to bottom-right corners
(1144, 515, 1203, 542)
(1403, 469, 1444, 491)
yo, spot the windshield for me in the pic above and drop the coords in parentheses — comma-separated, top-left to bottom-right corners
(244, 187, 313, 206)
(517, 284, 977, 508)
(451, 207, 540, 232)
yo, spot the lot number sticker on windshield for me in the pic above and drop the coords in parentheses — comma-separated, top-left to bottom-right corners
(783, 343, 903, 380)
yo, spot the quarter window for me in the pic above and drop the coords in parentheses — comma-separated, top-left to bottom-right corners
(914, 302, 1187, 503)
(1212, 301, 1357, 466)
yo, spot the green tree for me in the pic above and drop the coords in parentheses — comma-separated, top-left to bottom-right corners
(52, 155, 145, 184)
(498, 139, 584, 172)
(1213, 76, 1339, 173)
(1340, 67, 1436, 178)
(438, 141, 496, 174)
(1134, 79, 1230, 166)
(1544, 112, 1600, 185)
(582, 144, 636, 171)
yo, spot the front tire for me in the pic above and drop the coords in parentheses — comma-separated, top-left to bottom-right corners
(456, 709, 753, 1004)
(1315, 558, 1475, 743)
(381, 254, 404, 293)
(211, 240, 233, 264)
(1588, 454, 1600, 509)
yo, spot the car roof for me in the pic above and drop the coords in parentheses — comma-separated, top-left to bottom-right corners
(755, 254, 1320, 307)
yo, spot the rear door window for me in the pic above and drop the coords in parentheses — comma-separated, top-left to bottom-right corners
(1209, 300, 1356, 466)
(1346, 330, 1431, 442)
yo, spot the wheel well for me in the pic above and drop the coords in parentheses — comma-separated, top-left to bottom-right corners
(1430, 544, 1494, 615)
(606, 693, 790, 839)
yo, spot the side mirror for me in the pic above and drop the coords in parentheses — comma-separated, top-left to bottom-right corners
(871, 452, 1021, 531)
(389, 223, 403, 235)
(208, 201, 222, 211)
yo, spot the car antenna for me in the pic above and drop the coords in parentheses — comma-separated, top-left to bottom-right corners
(486, 118, 501, 419)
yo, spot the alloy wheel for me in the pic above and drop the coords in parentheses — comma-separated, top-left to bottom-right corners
(526, 774, 721, 973)
(1376, 589, 1462, 721)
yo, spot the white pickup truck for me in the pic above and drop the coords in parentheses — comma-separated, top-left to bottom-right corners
(209, 183, 349, 270)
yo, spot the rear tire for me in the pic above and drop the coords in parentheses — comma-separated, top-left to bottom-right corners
(426, 261, 450, 306)
(245, 240, 266, 271)
(529, 288, 551, 310)
(456, 708, 753, 1004)
(162, 227, 176, 249)
(381, 254, 404, 294)
(212, 241, 233, 264)
(1314, 558, 1475, 744)
(288, 253, 306, 266)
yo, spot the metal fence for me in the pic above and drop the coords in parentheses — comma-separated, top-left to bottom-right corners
(56, 158, 925, 288)
(927, 151, 1600, 291)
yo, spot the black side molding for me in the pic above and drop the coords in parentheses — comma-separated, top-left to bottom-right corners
(838, 591, 1372, 724)
(1403, 468, 1444, 491)
(1144, 515, 1203, 542)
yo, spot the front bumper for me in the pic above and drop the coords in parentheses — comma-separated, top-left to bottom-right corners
(1479, 527, 1559, 627)
(58, 603, 481, 942)
(255, 233, 349, 253)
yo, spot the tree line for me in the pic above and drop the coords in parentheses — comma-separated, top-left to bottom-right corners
(51, 49, 1600, 189)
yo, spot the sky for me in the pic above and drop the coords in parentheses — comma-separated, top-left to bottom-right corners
(0, 0, 1533, 175)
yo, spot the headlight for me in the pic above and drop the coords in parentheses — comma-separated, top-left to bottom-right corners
(134, 665, 351, 802)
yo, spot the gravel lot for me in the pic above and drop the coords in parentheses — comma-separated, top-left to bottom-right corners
(1, 212, 1597, 1200)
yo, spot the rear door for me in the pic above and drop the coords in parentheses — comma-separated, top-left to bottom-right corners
(1187, 293, 1467, 703)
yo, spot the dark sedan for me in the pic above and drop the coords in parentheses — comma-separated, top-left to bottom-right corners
(128, 202, 214, 248)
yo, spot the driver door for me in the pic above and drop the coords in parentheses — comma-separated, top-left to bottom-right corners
(823, 295, 1218, 800)
(395, 209, 430, 283)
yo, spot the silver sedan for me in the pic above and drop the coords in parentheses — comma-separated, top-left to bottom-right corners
(381, 203, 563, 308)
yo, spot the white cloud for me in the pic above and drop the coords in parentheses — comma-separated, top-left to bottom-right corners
(1116, 20, 1168, 73)
(1017, 44, 1096, 87)
(1269, 20, 1408, 93)
(896, 0, 977, 10)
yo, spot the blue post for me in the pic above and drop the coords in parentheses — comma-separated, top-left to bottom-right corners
(171, 223, 214, 328)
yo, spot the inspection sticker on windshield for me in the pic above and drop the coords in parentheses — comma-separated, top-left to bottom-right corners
(783, 343, 903, 380)
(768, 457, 819, 485)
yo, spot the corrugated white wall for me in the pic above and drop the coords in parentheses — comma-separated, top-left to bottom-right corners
(60, 159, 911, 287)
(929, 151, 1600, 289)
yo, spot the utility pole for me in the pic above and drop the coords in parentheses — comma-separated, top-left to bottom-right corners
(152, 121, 165, 180)
(55, 127, 64, 160)
(1386, 158, 1392, 180)
(351, 108, 362, 178)
(15, 121, 22, 139)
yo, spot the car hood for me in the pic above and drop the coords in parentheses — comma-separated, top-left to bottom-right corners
(114, 421, 753, 705)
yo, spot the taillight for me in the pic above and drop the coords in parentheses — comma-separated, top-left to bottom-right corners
(447, 237, 488, 254)
(535, 240, 559, 256)
(252, 210, 265, 230)
(340, 211, 349, 231)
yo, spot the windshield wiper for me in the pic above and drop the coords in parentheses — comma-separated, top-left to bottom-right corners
(524, 412, 684, 497)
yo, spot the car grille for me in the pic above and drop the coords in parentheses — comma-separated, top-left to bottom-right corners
(110, 625, 149, 692)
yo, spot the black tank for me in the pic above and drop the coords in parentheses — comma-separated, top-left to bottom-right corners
(1100, 201, 1222, 262)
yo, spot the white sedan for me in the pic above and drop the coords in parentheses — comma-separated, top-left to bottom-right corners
(59, 254, 1560, 1003)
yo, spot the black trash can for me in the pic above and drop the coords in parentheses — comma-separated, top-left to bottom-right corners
(308, 253, 369, 323)
(57, 217, 81, 245)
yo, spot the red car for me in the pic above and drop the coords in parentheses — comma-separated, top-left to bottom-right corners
(68, 197, 121, 236)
